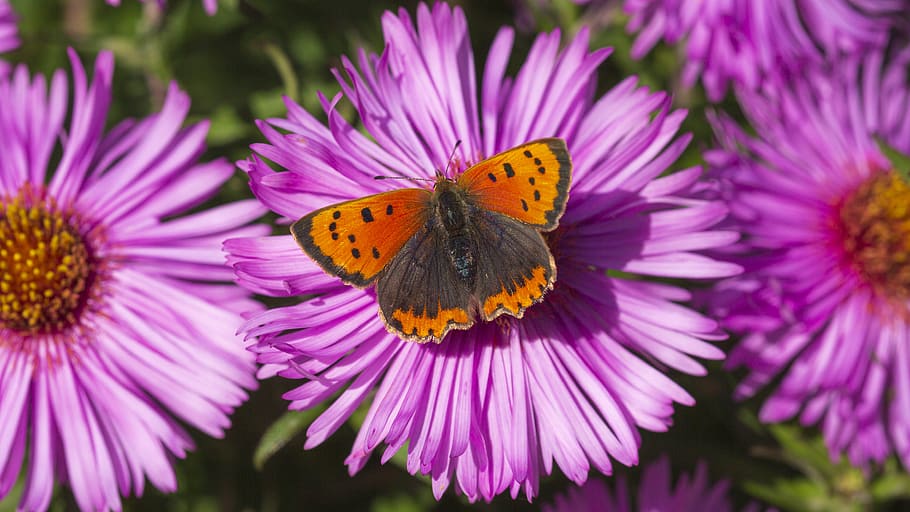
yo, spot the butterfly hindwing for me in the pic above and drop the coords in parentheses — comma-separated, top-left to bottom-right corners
(376, 218, 474, 342)
(291, 188, 431, 287)
(468, 208, 557, 322)
(457, 138, 571, 230)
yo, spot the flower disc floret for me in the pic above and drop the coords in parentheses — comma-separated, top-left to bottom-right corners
(0, 186, 100, 335)
(837, 171, 910, 302)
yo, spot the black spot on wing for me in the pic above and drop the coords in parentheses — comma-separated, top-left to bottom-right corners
(521, 199, 528, 211)
(348, 234, 356, 242)
(372, 247, 380, 259)
(351, 248, 361, 259)
(333, 210, 341, 219)
(487, 172, 497, 182)
(290, 213, 373, 287)
(361, 208, 374, 223)
(503, 163, 515, 178)
(386, 204, 394, 215)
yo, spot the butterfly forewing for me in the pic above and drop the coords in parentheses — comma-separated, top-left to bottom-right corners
(291, 188, 431, 287)
(457, 138, 571, 230)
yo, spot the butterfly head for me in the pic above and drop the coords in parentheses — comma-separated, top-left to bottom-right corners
(432, 173, 458, 190)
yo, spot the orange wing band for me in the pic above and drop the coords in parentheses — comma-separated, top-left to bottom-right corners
(386, 304, 473, 343)
(481, 265, 553, 321)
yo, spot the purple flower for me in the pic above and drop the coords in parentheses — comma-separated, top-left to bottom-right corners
(228, 2, 740, 502)
(707, 47, 910, 468)
(0, 50, 264, 511)
(106, 0, 218, 15)
(543, 457, 739, 512)
(624, 0, 903, 101)
(0, 0, 19, 74)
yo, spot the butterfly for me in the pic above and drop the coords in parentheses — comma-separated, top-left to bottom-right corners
(290, 138, 572, 343)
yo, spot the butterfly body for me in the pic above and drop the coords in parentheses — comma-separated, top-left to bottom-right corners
(437, 179, 498, 290)
(291, 138, 572, 343)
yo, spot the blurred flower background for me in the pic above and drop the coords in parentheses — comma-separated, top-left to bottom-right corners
(542, 457, 744, 512)
(2, 0, 910, 511)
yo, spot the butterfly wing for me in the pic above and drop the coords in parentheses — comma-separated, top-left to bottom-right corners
(457, 138, 571, 231)
(468, 209, 557, 322)
(376, 219, 474, 343)
(291, 188, 431, 287)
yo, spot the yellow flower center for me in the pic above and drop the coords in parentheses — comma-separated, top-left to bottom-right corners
(839, 171, 910, 301)
(0, 186, 96, 335)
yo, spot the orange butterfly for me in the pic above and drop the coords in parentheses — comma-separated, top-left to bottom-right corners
(291, 138, 572, 343)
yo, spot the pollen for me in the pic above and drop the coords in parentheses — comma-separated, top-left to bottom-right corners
(838, 171, 910, 301)
(0, 186, 96, 335)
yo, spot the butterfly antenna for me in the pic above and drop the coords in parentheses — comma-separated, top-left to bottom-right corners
(441, 140, 462, 179)
(374, 140, 463, 181)
(373, 175, 435, 181)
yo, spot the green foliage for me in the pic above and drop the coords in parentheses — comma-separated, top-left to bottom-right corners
(743, 424, 910, 512)
(253, 408, 325, 471)
(371, 491, 437, 512)
(876, 137, 910, 184)
(0, 480, 21, 512)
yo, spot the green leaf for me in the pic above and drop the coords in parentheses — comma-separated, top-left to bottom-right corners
(383, 442, 431, 485)
(252, 408, 322, 471)
(870, 462, 910, 501)
(262, 42, 300, 103)
(0, 477, 23, 512)
(769, 424, 836, 479)
(370, 490, 435, 512)
(744, 478, 861, 512)
(250, 88, 290, 120)
(747, 425, 882, 510)
(875, 137, 910, 183)
(736, 405, 767, 435)
(205, 106, 251, 146)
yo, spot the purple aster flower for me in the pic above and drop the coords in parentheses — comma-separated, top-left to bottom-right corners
(228, 1, 740, 502)
(543, 457, 741, 512)
(624, 0, 903, 101)
(0, 49, 264, 511)
(106, 0, 218, 15)
(706, 47, 910, 468)
(0, 0, 19, 75)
